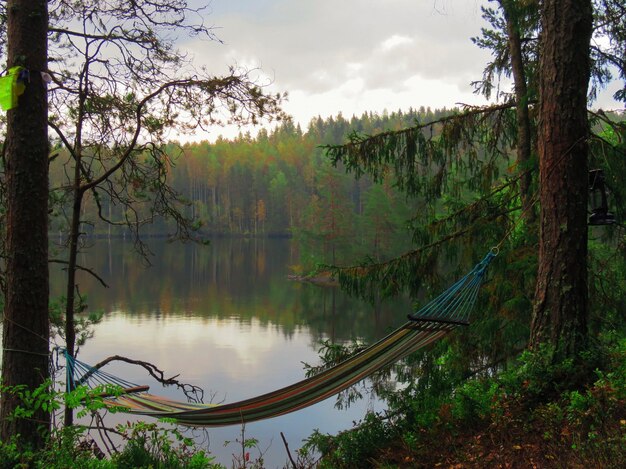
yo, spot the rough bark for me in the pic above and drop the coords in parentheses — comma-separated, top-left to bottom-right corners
(530, 0, 593, 358)
(0, 0, 50, 448)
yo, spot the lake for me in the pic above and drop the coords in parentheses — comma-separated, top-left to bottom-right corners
(48, 237, 410, 467)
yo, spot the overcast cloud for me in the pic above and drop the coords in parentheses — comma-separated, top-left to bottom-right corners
(179, 0, 621, 139)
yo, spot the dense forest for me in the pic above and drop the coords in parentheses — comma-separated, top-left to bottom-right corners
(49, 108, 454, 267)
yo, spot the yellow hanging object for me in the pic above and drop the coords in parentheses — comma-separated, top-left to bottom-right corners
(0, 66, 26, 111)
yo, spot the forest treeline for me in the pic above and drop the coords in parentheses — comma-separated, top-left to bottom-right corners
(50, 107, 453, 267)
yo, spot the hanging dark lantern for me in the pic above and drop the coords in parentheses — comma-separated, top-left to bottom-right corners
(588, 169, 616, 225)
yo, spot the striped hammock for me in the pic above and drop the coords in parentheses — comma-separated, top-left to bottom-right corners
(63, 250, 496, 427)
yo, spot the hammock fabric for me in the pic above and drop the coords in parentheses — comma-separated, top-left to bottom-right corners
(64, 250, 496, 427)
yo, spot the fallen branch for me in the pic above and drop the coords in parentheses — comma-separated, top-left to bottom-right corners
(77, 354, 205, 403)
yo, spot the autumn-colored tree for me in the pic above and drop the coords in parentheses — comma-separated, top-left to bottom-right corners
(256, 199, 267, 234)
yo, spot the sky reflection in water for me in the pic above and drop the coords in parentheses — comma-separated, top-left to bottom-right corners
(48, 238, 408, 467)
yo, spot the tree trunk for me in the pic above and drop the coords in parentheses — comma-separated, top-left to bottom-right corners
(0, 0, 50, 448)
(501, 0, 535, 222)
(63, 187, 83, 426)
(530, 0, 592, 359)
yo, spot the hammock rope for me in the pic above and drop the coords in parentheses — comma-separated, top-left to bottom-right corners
(65, 352, 139, 393)
(62, 250, 496, 427)
(407, 247, 497, 324)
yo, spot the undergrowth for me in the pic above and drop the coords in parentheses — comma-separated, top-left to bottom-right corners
(1, 337, 624, 467)
(302, 335, 626, 468)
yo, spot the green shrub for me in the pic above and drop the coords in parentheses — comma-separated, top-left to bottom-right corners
(303, 411, 393, 468)
(0, 436, 35, 469)
(111, 421, 219, 469)
(451, 378, 499, 423)
(0, 381, 222, 468)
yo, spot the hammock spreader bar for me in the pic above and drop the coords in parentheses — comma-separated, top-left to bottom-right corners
(63, 250, 495, 427)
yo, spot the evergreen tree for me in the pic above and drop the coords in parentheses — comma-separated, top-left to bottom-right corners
(530, 0, 593, 358)
(0, 0, 50, 448)
(322, 0, 624, 363)
(473, 0, 540, 221)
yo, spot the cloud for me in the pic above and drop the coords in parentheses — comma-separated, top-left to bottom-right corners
(179, 0, 496, 131)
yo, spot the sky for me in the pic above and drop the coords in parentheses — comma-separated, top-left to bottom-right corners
(179, 0, 623, 140)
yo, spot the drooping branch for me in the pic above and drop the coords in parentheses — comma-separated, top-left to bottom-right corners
(326, 207, 518, 303)
(324, 102, 519, 200)
(319, 102, 534, 303)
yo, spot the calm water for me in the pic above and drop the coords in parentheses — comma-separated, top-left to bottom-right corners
(48, 237, 409, 467)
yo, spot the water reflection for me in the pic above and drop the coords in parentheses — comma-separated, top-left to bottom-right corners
(47, 238, 410, 467)
(50, 238, 408, 342)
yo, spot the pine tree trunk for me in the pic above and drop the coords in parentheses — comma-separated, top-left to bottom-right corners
(501, 0, 534, 222)
(0, 0, 50, 448)
(530, 0, 592, 358)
